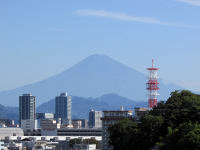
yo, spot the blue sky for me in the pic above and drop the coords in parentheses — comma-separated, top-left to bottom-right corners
(0, 0, 200, 92)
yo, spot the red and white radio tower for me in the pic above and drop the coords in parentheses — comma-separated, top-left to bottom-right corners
(146, 59, 159, 108)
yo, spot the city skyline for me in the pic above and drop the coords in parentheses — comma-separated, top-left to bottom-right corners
(0, 0, 200, 92)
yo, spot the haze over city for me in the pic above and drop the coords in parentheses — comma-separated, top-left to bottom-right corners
(0, 0, 200, 93)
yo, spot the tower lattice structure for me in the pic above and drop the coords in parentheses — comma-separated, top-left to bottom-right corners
(146, 59, 159, 108)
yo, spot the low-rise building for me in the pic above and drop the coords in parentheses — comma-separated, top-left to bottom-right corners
(89, 110, 102, 128)
(57, 128, 102, 137)
(4, 141, 23, 150)
(40, 119, 61, 136)
(0, 128, 24, 140)
(36, 113, 54, 128)
(73, 144, 96, 150)
(0, 141, 4, 150)
(134, 107, 149, 120)
(0, 119, 12, 127)
(72, 120, 82, 128)
(72, 119, 88, 128)
(2, 136, 102, 150)
(21, 120, 37, 131)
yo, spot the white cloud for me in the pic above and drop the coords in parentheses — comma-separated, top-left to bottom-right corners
(176, 0, 200, 6)
(76, 9, 165, 25)
(75, 9, 200, 28)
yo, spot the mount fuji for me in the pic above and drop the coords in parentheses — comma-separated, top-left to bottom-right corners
(0, 54, 182, 106)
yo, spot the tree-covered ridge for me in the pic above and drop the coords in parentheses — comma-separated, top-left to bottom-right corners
(109, 90, 200, 150)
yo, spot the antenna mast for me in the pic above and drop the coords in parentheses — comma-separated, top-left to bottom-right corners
(146, 59, 159, 108)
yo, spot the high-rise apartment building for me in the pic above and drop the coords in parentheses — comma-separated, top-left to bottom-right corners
(55, 93, 72, 125)
(89, 110, 102, 128)
(19, 94, 36, 126)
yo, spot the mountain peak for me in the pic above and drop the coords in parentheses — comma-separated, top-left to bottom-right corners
(86, 54, 110, 59)
(0, 54, 182, 106)
(80, 54, 116, 65)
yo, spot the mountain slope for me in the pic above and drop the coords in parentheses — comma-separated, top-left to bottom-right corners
(0, 54, 182, 106)
(0, 104, 18, 122)
(0, 94, 147, 122)
(36, 94, 147, 119)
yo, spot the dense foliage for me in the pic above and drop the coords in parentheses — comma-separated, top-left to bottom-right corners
(109, 90, 200, 150)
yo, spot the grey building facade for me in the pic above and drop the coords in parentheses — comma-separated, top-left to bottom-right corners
(19, 94, 36, 126)
(55, 93, 71, 125)
(89, 110, 102, 128)
(72, 119, 88, 128)
(36, 113, 54, 128)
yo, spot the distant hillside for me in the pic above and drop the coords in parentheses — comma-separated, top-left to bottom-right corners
(37, 93, 147, 119)
(0, 104, 18, 123)
(0, 54, 182, 106)
(0, 94, 147, 122)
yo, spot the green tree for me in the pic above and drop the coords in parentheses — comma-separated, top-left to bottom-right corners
(108, 90, 200, 150)
(69, 138, 101, 149)
(83, 138, 101, 149)
(69, 138, 81, 148)
(161, 122, 200, 150)
(138, 115, 164, 149)
(164, 90, 200, 128)
(109, 118, 139, 150)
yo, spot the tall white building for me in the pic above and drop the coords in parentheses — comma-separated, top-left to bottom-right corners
(19, 94, 36, 126)
(55, 93, 72, 125)
(89, 110, 102, 128)
(19, 94, 37, 132)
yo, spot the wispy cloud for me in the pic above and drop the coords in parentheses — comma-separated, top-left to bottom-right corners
(75, 9, 200, 28)
(176, 0, 200, 6)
